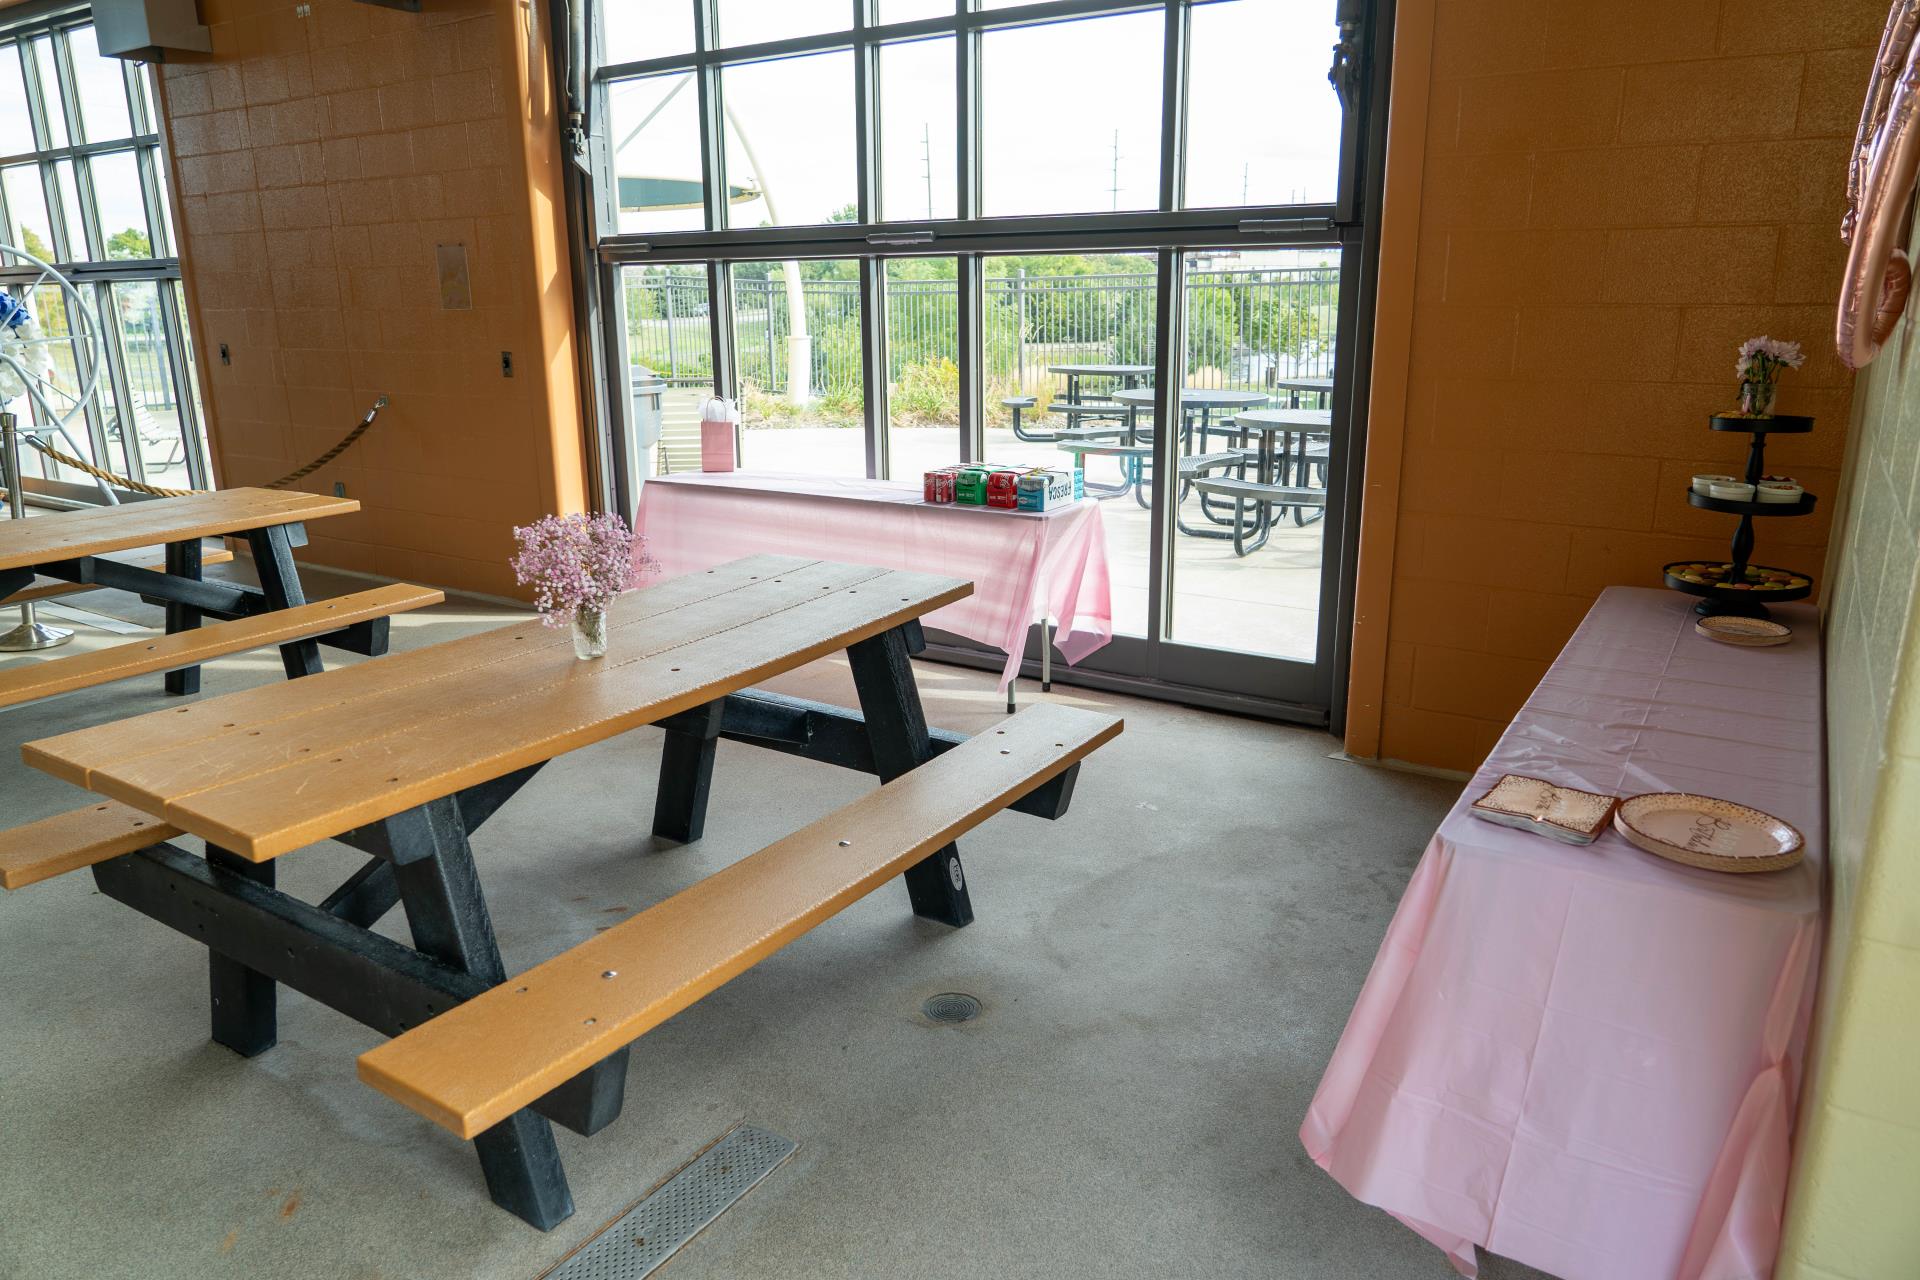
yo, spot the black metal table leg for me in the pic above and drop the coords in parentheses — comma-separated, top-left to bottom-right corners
(162, 539, 203, 695)
(206, 846, 277, 1056)
(246, 525, 323, 678)
(384, 799, 574, 1231)
(653, 698, 723, 843)
(846, 626, 973, 928)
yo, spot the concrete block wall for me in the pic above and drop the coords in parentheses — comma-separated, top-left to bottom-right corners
(1352, 0, 1881, 771)
(156, 0, 586, 597)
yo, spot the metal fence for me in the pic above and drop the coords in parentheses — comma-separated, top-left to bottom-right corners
(624, 266, 1341, 414)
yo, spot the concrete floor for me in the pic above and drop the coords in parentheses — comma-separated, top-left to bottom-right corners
(0, 563, 1545, 1280)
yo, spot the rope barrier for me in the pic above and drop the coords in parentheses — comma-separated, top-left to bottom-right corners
(19, 395, 390, 497)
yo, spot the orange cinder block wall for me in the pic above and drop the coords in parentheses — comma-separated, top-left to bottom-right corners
(1347, 0, 1879, 771)
(155, 0, 587, 598)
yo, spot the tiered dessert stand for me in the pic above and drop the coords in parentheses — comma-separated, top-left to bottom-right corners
(1662, 414, 1816, 619)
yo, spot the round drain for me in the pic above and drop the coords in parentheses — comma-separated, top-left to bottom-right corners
(922, 992, 982, 1025)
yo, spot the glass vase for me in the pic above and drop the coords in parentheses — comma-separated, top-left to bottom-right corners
(572, 606, 608, 660)
(1739, 378, 1777, 417)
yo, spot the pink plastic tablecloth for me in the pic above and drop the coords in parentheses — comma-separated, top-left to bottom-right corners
(1302, 587, 1824, 1280)
(633, 472, 1113, 688)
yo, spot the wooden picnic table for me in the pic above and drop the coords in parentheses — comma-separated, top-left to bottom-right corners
(21, 553, 1120, 1230)
(0, 487, 363, 692)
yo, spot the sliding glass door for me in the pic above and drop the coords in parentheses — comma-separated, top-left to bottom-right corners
(583, 0, 1390, 725)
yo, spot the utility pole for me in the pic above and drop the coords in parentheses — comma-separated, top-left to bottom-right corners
(1242, 162, 1249, 205)
(1109, 129, 1121, 210)
(922, 122, 933, 220)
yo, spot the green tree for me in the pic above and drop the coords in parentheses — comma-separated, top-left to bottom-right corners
(17, 226, 52, 263)
(107, 227, 152, 260)
(1184, 287, 1237, 374)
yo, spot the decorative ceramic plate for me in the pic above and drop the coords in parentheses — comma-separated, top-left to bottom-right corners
(1613, 793, 1804, 873)
(1695, 616, 1793, 647)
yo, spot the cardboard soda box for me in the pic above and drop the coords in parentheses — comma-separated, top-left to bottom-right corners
(954, 465, 992, 505)
(984, 468, 1023, 509)
(1016, 468, 1080, 512)
(923, 465, 962, 504)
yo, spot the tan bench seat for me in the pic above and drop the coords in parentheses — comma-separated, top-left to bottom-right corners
(0, 801, 183, 890)
(358, 700, 1123, 1139)
(0, 547, 235, 607)
(0, 582, 443, 711)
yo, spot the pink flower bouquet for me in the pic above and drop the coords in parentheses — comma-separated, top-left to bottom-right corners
(509, 512, 658, 657)
(1733, 336, 1806, 416)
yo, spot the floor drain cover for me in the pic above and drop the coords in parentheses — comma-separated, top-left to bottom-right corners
(541, 1123, 795, 1280)
(922, 992, 982, 1024)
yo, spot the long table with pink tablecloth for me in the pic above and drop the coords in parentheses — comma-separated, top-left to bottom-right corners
(1302, 586, 1824, 1280)
(634, 472, 1112, 688)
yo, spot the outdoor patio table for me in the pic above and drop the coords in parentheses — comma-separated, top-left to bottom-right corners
(634, 472, 1112, 699)
(1223, 408, 1332, 527)
(0, 487, 363, 692)
(1110, 386, 1269, 453)
(1102, 388, 1271, 520)
(1271, 375, 1333, 407)
(21, 555, 1050, 1231)
(1302, 586, 1824, 1280)
(1044, 362, 1152, 407)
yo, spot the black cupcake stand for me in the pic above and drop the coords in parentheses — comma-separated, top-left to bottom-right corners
(1662, 414, 1816, 619)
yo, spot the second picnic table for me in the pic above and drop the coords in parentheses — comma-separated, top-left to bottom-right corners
(0, 487, 364, 693)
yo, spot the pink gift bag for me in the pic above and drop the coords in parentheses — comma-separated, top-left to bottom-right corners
(699, 396, 739, 472)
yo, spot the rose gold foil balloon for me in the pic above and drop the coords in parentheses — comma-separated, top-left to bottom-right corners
(1840, 2, 1920, 369)
(1847, 2, 1920, 244)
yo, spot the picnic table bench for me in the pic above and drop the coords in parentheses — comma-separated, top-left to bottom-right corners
(12, 554, 1123, 1230)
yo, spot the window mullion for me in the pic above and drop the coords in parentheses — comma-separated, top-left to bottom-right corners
(1146, 248, 1184, 649)
(98, 278, 144, 483)
(1156, 0, 1186, 213)
(859, 257, 886, 478)
(158, 279, 211, 489)
(954, 10, 978, 220)
(956, 253, 980, 464)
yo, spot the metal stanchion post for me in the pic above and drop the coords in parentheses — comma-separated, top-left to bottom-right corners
(0, 410, 73, 652)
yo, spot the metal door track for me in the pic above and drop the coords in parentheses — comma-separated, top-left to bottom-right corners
(540, 1124, 797, 1280)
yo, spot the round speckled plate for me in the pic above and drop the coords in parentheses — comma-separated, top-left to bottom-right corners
(1614, 793, 1804, 873)
(1695, 615, 1793, 647)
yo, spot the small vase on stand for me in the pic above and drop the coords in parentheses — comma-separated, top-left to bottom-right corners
(572, 606, 608, 660)
(1739, 378, 1777, 417)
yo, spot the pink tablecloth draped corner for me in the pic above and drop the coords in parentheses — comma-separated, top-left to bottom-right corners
(632, 472, 1113, 688)
(1302, 587, 1825, 1280)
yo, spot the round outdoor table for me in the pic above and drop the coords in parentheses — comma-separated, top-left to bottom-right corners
(1271, 376, 1333, 409)
(1103, 388, 1272, 535)
(1221, 408, 1332, 529)
(1046, 363, 1153, 406)
(1110, 386, 1270, 452)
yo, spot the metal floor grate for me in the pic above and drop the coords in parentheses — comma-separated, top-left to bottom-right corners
(542, 1124, 797, 1280)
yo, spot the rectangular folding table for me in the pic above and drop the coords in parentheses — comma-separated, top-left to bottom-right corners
(634, 472, 1112, 698)
(1302, 586, 1823, 1280)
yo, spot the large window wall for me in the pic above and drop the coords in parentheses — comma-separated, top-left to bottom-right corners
(588, 0, 1384, 719)
(0, 13, 206, 497)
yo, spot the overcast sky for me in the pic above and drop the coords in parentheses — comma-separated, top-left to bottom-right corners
(605, 1, 1342, 233)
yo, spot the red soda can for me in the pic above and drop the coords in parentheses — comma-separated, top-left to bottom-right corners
(924, 468, 956, 503)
